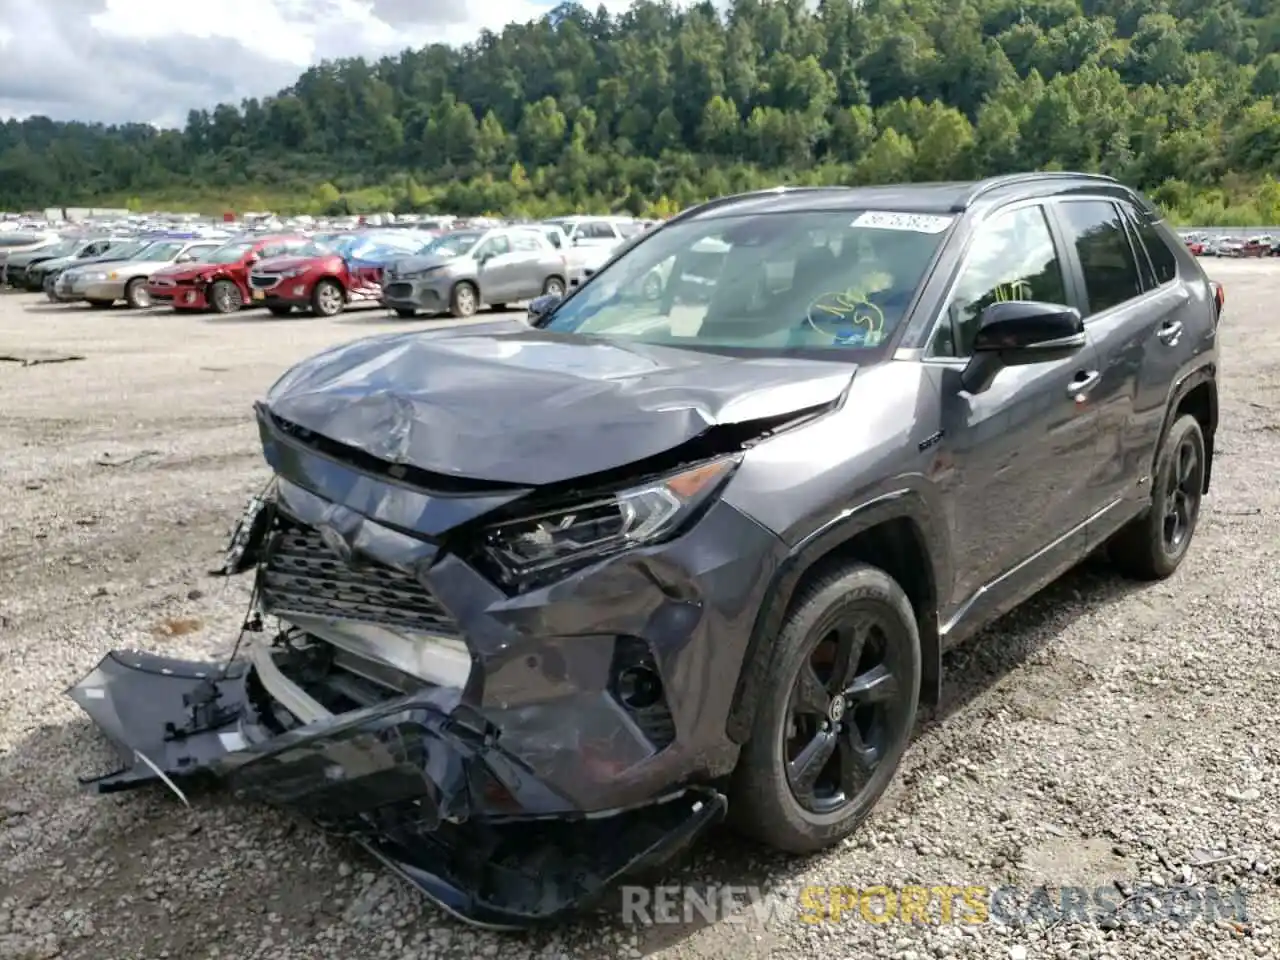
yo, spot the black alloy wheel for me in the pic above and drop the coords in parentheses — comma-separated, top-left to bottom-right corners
(1107, 413, 1206, 580)
(729, 563, 921, 854)
(1162, 431, 1203, 555)
(785, 609, 906, 816)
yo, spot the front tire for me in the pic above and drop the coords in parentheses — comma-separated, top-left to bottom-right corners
(450, 281, 478, 318)
(1107, 414, 1206, 580)
(729, 563, 921, 854)
(208, 279, 240, 314)
(124, 278, 151, 309)
(310, 279, 344, 317)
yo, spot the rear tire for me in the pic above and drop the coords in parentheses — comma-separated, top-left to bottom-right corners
(449, 281, 478, 318)
(124, 278, 151, 309)
(208, 279, 240, 314)
(728, 563, 920, 854)
(1106, 414, 1206, 580)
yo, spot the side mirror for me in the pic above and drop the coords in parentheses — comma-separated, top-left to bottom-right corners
(245, 254, 259, 265)
(526, 292, 562, 322)
(175, 253, 194, 263)
(961, 300, 1085, 393)
(583, 267, 596, 278)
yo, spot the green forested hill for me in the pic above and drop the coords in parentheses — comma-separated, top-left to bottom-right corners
(6, 0, 1280, 223)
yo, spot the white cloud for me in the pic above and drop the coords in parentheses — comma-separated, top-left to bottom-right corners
(0, 0, 632, 128)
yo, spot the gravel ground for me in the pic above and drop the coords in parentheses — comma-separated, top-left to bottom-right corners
(0, 269, 1276, 960)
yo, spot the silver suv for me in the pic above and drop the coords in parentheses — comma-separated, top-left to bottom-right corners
(380, 227, 568, 318)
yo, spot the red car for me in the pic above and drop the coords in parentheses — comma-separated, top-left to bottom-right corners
(247, 231, 435, 317)
(147, 234, 309, 313)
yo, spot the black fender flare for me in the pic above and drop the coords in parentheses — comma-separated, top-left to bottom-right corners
(1154, 363, 1217, 491)
(726, 488, 948, 743)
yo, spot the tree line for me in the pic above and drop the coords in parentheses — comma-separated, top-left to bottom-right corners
(5, 0, 1280, 224)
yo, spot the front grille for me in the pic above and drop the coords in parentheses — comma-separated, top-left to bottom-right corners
(260, 518, 459, 636)
(384, 282, 412, 299)
(250, 274, 278, 289)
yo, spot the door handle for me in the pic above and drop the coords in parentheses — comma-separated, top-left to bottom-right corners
(1067, 370, 1101, 397)
(1157, 320, 1183, 344)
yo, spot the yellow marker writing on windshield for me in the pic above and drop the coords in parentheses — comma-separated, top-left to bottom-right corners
(807, 287, 886, 344)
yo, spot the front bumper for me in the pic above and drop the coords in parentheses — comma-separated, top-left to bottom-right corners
(249, 277, 310, 306)
(74, 280, 126, 301)
(68, 427, 784, 926)
(381, 275, 451, 312)
(149, 282, 207, 308)
(70, 642, 725, 928)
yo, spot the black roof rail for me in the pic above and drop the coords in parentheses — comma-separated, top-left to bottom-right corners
(953, 172, 1120, 211)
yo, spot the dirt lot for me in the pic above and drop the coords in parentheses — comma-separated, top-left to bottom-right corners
(0, 269, 1277, 960)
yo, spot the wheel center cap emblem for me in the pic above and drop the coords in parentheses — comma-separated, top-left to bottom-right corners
(828, 697, 846, 723)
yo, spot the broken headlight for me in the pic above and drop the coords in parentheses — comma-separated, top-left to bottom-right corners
(480, 457, 738, 589)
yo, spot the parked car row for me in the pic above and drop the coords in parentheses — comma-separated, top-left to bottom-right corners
(8, 214, 654, 319)
(1182, 232, 1280, 257)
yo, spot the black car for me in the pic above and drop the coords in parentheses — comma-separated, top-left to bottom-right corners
(70, 173, 1221, 929)
(25, 236, 126, 292)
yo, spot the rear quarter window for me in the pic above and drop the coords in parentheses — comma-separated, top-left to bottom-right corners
(1131, 217, 1179, 286)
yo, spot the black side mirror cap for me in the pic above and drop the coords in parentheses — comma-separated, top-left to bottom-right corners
(962, 301, 1085, 393)
(972, 300, 1084, 352)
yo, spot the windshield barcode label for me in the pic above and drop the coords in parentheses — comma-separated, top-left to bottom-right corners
(851, 211, 954, 233)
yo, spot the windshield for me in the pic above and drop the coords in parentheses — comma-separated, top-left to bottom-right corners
(202, 241, 254, 264)
(538, 209, 952, 355)
(41, 239, 80, 257)
(137, 240, 188, 261)
(420, 231, 483, 257)
(101, 240, 148, 259)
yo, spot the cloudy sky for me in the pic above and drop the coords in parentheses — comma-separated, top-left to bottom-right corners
(0, 0, 634, 128)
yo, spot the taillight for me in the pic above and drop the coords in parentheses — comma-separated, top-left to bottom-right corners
(1210, 280, 1224, 325)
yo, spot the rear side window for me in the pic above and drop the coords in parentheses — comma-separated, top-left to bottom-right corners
(1055, 200, 1143, 316)
(1125, 208, 1179, 287)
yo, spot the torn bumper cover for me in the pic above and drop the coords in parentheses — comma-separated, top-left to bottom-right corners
(69, 642, 724, 929)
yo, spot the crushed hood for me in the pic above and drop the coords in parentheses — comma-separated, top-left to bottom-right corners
(264, 327, 855, 486)
(387, 253, 458, 274)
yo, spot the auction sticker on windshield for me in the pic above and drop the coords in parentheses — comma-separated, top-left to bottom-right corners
(851, 211, 954, 233)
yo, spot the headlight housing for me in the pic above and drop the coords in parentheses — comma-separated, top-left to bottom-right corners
(85, 271, 108, 281)
(281, 268, 305, 278)
(478, 457, 738, 591)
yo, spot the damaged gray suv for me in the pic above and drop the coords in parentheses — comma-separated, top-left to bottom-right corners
(71, 173, 1222, 929)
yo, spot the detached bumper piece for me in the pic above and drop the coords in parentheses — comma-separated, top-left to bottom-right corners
(67, 643, 725, 929)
